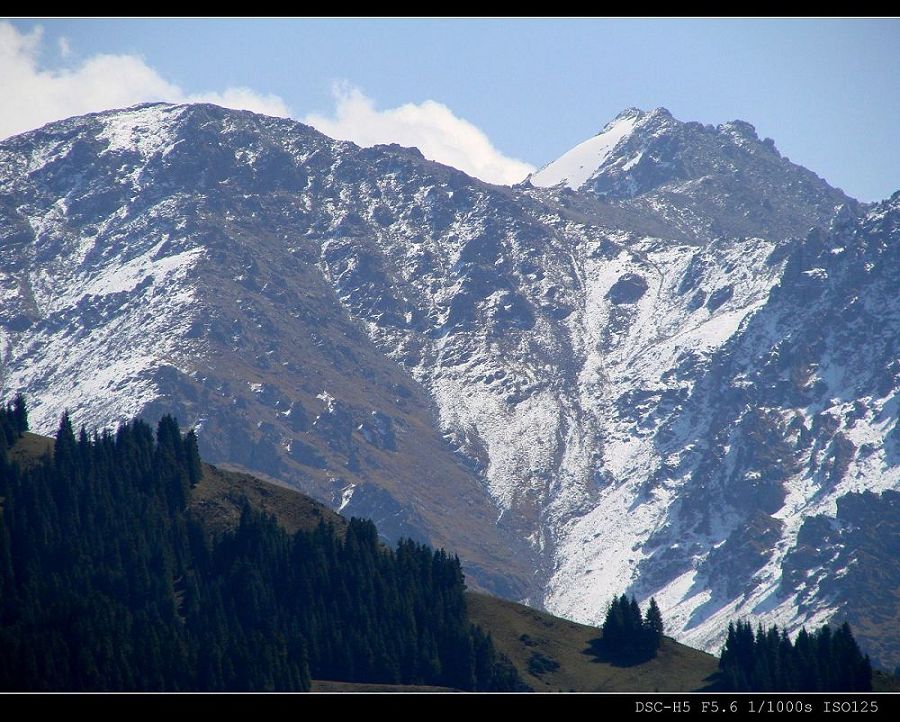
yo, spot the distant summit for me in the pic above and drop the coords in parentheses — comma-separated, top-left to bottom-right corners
(529, 106, 853, 242)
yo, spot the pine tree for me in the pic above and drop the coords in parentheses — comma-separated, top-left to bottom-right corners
(628, 597, 642, 635)
(53, 411, 78, 469)
(185, 429, 202, 487)
(645, 598, 664, 640)
(602, 595, 625, 651)
(12, 393, 28, 434)
(601, 594, 665, 663)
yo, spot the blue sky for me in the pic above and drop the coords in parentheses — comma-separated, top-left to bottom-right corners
(3, 18, 899, 200)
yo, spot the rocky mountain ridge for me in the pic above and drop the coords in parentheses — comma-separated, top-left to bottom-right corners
(1, 102, 896, 666)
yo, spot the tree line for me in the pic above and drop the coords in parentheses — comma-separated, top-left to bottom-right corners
(718, 619, 872, 691)
(599, 594, 872, 691)
(0, 399, 524, 691)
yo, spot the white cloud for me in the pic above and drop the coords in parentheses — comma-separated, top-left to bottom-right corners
(0, 22, 291, 141)
(305, 83, 534, 186)
(1, 24, 533, 186)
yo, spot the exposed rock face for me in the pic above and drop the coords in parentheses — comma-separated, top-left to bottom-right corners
(530, 107, 852, 243)
(1, 102, 897, 666)
(0, 104, 537, 600)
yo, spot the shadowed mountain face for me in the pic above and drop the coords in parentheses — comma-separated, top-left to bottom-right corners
(1, 103, 897, 666)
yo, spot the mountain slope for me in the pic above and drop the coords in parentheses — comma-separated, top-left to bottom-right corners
(466, 592, 718, 692)
(0, 103, 535, 599)
(1, 103, 897, 667)
(545, 195, 900, 667)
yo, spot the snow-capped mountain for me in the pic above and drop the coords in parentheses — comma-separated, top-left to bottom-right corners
(530, 107, 852, 243)
(1, 103, 897, 667)
(0, 104, 538, 600)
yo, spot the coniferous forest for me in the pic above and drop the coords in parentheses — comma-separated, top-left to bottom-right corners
(0, 399, 524, 691)
(717, 619, 872, 692)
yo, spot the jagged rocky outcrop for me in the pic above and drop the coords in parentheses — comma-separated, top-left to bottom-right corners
(529, 107, 853, 242)
(1, 103, 897, 666)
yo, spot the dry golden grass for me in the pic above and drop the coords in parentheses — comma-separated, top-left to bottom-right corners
(8, 431, 54, 468)
(190, 462, 347, 537)
(467, 592, 719, 692)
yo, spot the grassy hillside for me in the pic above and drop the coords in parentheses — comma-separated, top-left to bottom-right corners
(7, 431, 53, 468)
(191, 458, 719, 692)
(466, 593, 719, 692)
(190, 462, 347, 537)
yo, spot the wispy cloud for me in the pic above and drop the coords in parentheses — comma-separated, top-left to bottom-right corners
(0, 22, 291, 141)
(305, 82, 534, 186)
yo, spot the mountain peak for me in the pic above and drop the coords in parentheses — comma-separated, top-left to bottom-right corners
(612, 106, 673, 123)
(529, 110, 646, 190)
(718, 118, 759, 141)
(529, 106, 680, 191)
(613, 106, 645, 122)
(527, 105, 853, 242)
